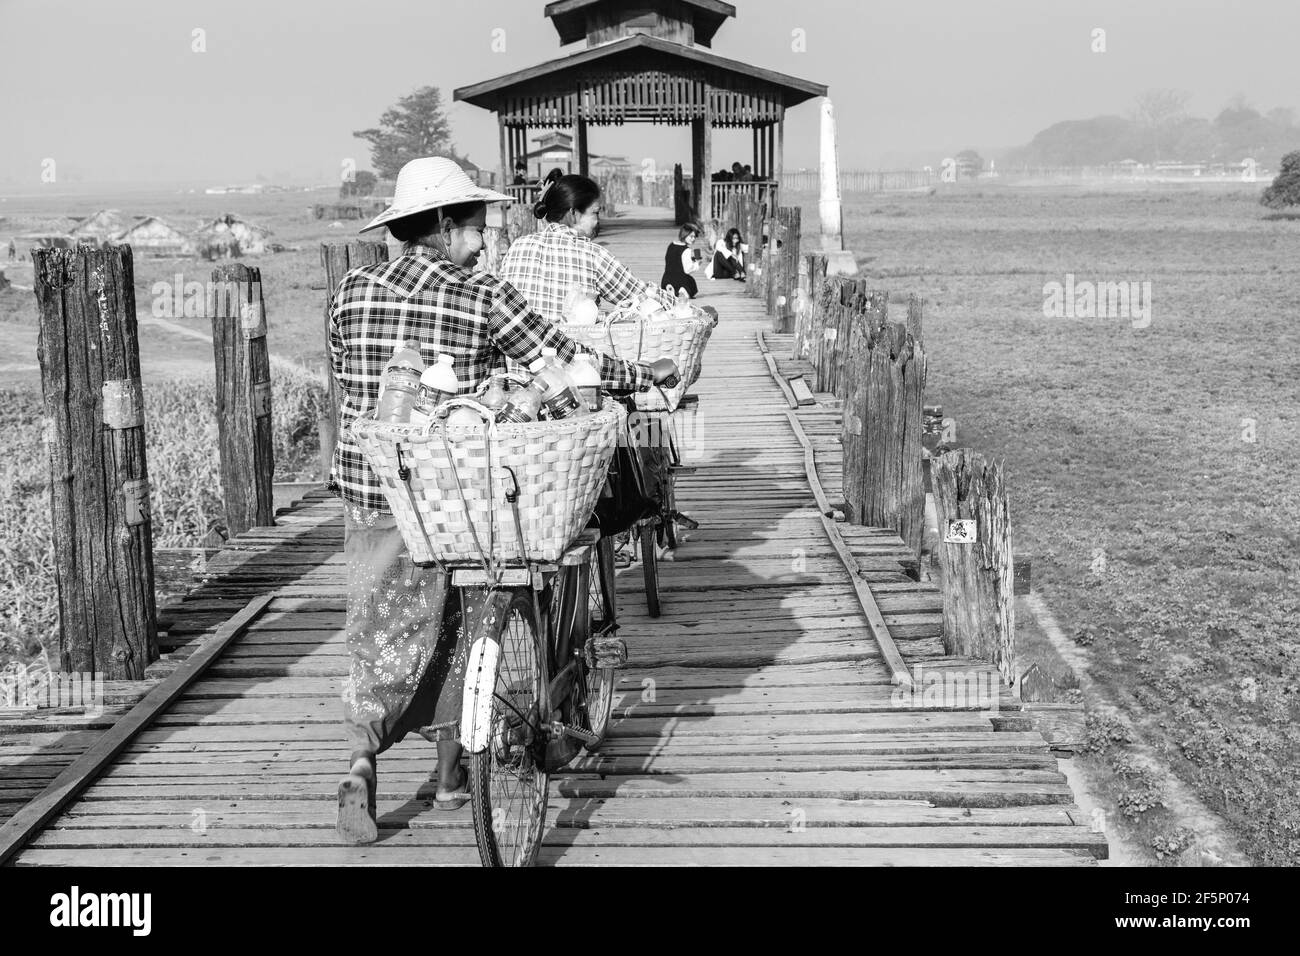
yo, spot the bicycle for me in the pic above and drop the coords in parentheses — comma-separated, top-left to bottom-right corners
(441, 415, 624, 867)
(616, 393, 699, 618)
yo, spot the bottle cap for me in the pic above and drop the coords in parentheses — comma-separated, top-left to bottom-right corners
(438, 353, 454, 365)
(529, 357, 546, 373)
(541, 347, 558, 358)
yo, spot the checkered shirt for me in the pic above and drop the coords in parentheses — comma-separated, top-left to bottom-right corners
(499, 220, 676, 323)
(327, 244, 655, 512)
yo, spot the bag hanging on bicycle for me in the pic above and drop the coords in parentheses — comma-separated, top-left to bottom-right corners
(593, 443, 657, 536)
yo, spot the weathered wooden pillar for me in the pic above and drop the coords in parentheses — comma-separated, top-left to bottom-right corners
(930, 450, 1016, 685)
(321, 241, 388, 479)
(906, 293, 924, 345)
(773, 206, 801, 332)
(841, 291, 887, 522)
(800, 254, 832, 369)
(34, 245, 158, 678)
(209, 263, 274, 536)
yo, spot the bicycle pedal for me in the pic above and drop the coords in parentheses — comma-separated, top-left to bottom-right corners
(674, 514, 700, 531)
(550, 721, 599, 745)
(590, 637, 629, 669)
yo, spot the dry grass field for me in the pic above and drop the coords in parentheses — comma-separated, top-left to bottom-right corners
(786, 182, 1299, 864)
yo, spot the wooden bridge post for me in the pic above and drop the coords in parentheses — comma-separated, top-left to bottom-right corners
(930, 450, 1016, 685)
(841, 297, 928, 556)
(906, 292, 924, 345)
(209, 263, 275, 536)
(321, 241, 388, 478)
(773, 206, 801, 333)
(33, 245, 159, 678)
(798, 254, 828, 371)
(743, 198, 764, 299)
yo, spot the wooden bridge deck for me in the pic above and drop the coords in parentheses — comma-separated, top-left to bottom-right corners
(1, 209, 1104, 865)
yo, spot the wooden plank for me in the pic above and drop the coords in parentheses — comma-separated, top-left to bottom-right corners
(783, 409, 914, 687)
(0, 594, 273, 866)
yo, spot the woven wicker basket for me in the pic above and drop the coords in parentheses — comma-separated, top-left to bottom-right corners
(558, 312, 713, 412)
(351, 399, 626, 565)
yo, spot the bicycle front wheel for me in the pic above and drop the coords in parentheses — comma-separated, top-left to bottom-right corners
(640, 520, 661, 618)
(469, 590, 550, 867)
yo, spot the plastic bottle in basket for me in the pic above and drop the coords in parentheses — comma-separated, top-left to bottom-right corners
(673, 287, 693, 318)
(569, 352, 602, 412)
(411, 354, 459, 424)
(496, 379, 544, 424)
(531, 350, 583, 419)
(375, 341, 424, 424)
(479, 374, 511, 412)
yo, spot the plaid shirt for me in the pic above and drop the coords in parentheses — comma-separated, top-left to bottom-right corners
(327, 244, 655, 512)
(499, 221, 676, 323)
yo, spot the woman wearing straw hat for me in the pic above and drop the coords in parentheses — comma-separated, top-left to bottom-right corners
(328, 157, 680, 844)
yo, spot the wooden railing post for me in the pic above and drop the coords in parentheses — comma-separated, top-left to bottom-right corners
(320, 240, 388, 481)
(841, 297, 928, 556)
(209, 263, 274, 535)
(773, 206, 801, 333)
(800, 254, 832, 374)
(34, 245, 158, 678)
(930, 450, 1016, 684)
(744, 199, 764, 299)
(907, 292, 924, 345)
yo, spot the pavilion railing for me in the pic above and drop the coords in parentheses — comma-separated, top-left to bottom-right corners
(505, 183, 541, 206)
(710, 180, 778, 222)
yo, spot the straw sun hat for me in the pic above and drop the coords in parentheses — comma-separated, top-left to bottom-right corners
(360, 157, 511, 233)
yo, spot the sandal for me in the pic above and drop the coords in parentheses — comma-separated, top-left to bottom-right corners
(433, 765, 471, 811)
(336, 754, 378, 844)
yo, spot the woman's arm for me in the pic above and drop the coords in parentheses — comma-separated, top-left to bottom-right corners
(593, 242, 675, 309)
(682, 247, 699, 274)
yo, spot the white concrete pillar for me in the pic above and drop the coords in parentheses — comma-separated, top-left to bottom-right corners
(818, 97, 857, 276)
(819, 97, 844, 252)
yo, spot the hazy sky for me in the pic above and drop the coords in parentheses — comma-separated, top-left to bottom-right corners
(2, 0, 1297, 186)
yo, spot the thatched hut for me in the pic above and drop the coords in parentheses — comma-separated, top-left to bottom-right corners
(113, 216, 195, 257)
(69, 209, 135, 246)
(194, 214, 274, 259)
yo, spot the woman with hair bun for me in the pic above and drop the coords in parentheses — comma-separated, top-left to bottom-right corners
(500, 174, 676, 323)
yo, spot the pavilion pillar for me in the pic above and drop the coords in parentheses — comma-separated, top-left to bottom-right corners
(690, 115, 705, 221)
(498, 116, 510, 188)
(701, 98, 713, 222)
(575, 116, 589, 177)
(774, 110, 785, 194)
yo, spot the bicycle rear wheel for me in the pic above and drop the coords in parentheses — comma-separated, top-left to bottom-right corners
(581, 536, 616, 743)
(469, 590, 550, 867)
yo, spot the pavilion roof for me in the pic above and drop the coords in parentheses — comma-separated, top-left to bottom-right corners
(543, 0, 736, 48)
(454, 33, 826, 125)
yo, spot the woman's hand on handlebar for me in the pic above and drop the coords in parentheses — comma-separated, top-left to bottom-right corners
(650, 358, 681, 388)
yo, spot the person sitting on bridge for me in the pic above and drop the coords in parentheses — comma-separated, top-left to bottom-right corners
(710, 227, 746, 282)
(328, 157, 680, 844)
(499, 173, 676, 322)
(661, 223, 702, 298)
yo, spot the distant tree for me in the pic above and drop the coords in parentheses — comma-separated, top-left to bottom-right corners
(340, 170, 378, 199)
(955, 149, 984, 177)
(1261, 151, 1300, 209)
(1131, 89, 1191, 160)
(353, 86, 469, 181)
